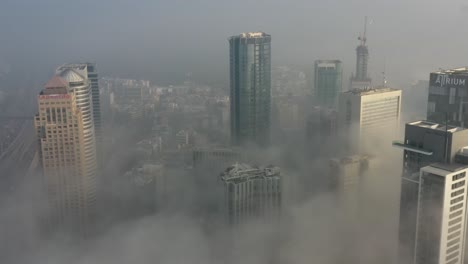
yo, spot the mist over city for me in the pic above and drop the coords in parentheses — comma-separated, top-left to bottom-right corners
(1, 1, 468, 264)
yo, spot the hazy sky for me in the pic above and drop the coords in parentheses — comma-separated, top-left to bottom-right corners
(1, 0, 468, 86)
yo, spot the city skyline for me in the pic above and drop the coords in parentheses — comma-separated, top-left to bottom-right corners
(2, 2, 468, 264)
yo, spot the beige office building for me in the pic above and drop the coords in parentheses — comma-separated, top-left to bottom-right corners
(34, 69, 97, 236)
(338, 87, 402, 154)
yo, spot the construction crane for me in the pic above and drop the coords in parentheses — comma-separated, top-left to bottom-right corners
(358, 16, 368, 46)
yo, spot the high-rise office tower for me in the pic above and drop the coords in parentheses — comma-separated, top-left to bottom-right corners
(123, 162, 166, 217)
(229, 32, 271, 147)
(338, 87, 401, 154)
(393, 121, 468, 264)
(428, 68, 468, 127)
(221, 163, 281, 225)
(415, 164, 468, 264)
(306, 106, 338, 154)
(34, 70, 97, 236)
(350, 17, 372, 90)
(314, 60, 342, 108)
(56, 64, 101, 143)
(329, 155, 371, 264)
(330, 155, 370, 201)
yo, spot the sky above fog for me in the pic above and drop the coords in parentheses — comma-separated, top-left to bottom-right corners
(1, 0, 468, 86)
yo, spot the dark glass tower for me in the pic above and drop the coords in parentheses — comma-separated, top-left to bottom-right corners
(355, 45, 369, 81)
(229, 32, 271, 147)
(314, 60, 342, 108)
(428, 68, 468, 128)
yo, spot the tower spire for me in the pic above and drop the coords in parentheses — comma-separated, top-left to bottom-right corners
(358, 16, 368, 46)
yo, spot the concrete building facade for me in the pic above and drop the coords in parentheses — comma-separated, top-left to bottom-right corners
(338, 87, 402, 154)
(221, 163, 281, 225)
(56, 63, 101, 150)
(415, 164, 468, 264)
(34, 70, 97, 236)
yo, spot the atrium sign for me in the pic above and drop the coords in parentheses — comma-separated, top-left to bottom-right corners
(430, 73, 468, 88)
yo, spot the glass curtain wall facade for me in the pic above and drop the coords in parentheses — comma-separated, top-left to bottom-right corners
(229, 32, 271, 147)
(314, 60, 342, 108)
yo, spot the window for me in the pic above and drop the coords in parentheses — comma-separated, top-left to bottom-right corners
(451, 196, 464, 205)
(427, 102, 435, 113)
(453, 173, 466, 181)
(449, 217, 462, 226)
(451, 189, 464, 198)
(447, 237, 460, 248)
(447, 244, 460, 255)
(452, 180, 465, 190)
(448, 223, 461, 233)
(446, 251, 459, 262)
(449, 87, 456, 104)
(448, 230, 461, 240)
(450, 210, 463, 219)
(447, 258, 459, 264)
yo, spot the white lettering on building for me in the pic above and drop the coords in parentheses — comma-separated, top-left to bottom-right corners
(435, 75, 466, 86)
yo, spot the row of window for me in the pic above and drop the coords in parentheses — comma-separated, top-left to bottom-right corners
(451, 189, 464, 198)
(449, 216, 463, 227)
(450, 196, 464, 205)
(450, 203, 464, 212)
(452, 180, 465, 190)
(453, 173, 466, 181)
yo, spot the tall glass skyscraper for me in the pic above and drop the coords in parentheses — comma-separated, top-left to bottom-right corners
(314, 60, 342, 108)
(229, 32, 271, 147)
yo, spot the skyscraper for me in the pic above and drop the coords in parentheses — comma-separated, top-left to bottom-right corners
(56, 64, 102, 166)
(415, 164, 468, 264)
(338, 87, 401, 154)
(329, 155, 371, 264)
(221, 163, 281, 225)
(428, 68, 468, 127)
(350, 17, 372, 90)
(393, 121, 468, 264)
(34, 70, 97, 236)
(229, 32, 271, 147)
(329, 155, 370, 202)
(314, 60, 342, 108)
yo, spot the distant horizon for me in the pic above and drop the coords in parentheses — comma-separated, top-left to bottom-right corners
(1, 0, 467, 89)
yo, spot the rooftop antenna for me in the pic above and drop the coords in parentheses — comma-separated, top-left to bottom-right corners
(382, 58, 387, 88)
(358, 16, 368, 46)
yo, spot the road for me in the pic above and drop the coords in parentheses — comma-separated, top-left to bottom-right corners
(0, 120, 36, 195)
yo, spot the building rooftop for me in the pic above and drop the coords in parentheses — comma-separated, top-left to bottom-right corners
(433, 67, 468, 75)
(56, 63, 95, 72)
(330, 155, 370, 165)
(221, 163, 280, 183)
(315, 60, 341, 66)
(344, 87, 400, 96)
(58, 69, 85, 83)
(57, 64, 87, 71)
(231, 32, 270, 39)
(408, 120, 465, 133)
(426, 163, 468, 173)
(44, 75, 68, 90)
